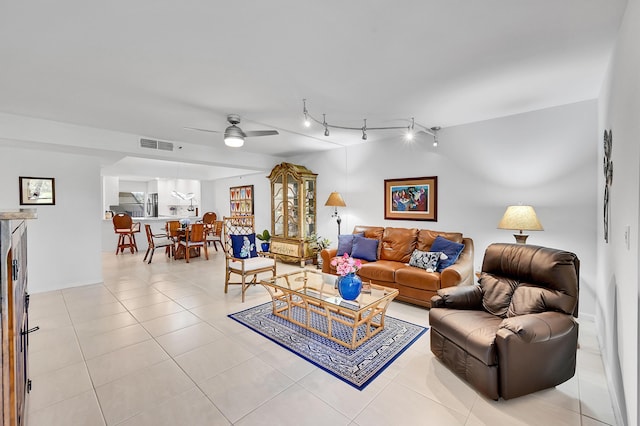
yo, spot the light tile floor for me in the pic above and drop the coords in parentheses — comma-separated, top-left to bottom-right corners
(25, 251, 618, 425)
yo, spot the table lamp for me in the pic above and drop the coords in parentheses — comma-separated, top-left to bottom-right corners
(497, 205, 543, 244)
(325, 192, 346, 235)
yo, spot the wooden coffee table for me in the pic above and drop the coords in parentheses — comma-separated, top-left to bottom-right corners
(260, 269, 399, 350)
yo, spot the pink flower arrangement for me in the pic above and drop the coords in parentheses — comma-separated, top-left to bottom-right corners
(331, 253, 362, 276)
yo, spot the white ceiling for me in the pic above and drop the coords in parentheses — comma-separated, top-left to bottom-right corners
(0, 1, 628, 178)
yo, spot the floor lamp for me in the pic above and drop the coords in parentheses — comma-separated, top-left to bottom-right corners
(325, 192, 346, 235)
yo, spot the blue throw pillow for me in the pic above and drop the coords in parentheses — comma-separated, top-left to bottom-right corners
(351, 235, 379, 262)
(230, 233, 258, 259)
(430, 236, 465, 272)
(336, 233, 364, 256)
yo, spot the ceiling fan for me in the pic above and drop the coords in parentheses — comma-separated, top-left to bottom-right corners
(184, 114, 279, 147)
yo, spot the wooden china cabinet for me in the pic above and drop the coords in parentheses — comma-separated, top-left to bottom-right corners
(1, 210, 37, 426)
(267, 162, 317, 266)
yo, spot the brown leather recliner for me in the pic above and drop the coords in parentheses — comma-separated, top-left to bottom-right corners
(429, 243, 579, 400)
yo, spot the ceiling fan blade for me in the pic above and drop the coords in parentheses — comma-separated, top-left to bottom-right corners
(183, 126, 222, 133)
(244, 130, 279, 137)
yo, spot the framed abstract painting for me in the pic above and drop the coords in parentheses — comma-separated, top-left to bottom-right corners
(384, 176, 437, 221)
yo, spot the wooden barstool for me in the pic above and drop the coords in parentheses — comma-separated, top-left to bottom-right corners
(112, 213, 140, 254)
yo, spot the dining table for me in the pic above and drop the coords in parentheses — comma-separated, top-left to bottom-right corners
(165, 222, 202, 260)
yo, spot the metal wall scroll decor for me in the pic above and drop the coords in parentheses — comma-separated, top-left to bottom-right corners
(603, 129, 613, 243)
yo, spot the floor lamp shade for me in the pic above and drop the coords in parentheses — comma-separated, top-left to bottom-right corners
(497, 205, 543, 244)
(325, 192, 346, 208)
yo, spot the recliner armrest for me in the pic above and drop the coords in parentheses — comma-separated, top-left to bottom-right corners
(431, 284, 483, 309)
(498, 312, 577, 344)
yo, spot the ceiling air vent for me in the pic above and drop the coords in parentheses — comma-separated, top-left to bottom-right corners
(157, 141, 174, 151)
(139, 138, 174, 151)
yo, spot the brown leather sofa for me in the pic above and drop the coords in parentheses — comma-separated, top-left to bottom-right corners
(429, 243, 580, 400)
(320, 226, 474, 307)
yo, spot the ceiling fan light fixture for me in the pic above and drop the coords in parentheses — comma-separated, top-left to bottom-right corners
(224, 125, 245, 147)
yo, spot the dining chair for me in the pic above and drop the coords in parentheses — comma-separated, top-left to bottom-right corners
(143, 224, 174, 264)
(177, 222, 209, 263)
(112, 213, 140, 254)
(223, 216, 276, 302)
(202, 211, 217, 226)
(202, 211, 217, 241)
(166, 220, 181, 243)
(206, 220, 224, 251)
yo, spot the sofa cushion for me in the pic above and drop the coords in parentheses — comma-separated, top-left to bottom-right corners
(395, 266, 442, 291)
(353, 226, 384, 241)
(409, 250, 446, 272)
(416, 230, 463, 251)
(429, 308, 502, 365)
(358, 260, 405, 283)
(480, 273, 518, 318)
(430, 236, 465, 272)
(380, 227, 418, 262)
(351, 235, 379, 261)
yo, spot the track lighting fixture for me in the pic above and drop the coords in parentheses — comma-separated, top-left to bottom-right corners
(432, 126, 441, 147)
(303, 99, 311, 127)
(302, 99, 440, 146)
(323, 114, 330, 136)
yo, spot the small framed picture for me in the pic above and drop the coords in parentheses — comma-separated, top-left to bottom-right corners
(19, 176, 56, 205)
(384, 176, 437, 221)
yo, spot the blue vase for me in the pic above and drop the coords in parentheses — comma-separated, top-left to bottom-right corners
(338, 273, 363, 300)
(261, 242, 270, 252)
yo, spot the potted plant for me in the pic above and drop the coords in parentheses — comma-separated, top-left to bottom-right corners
(256, 229, 271, 252)
(306, 233, 331, 269)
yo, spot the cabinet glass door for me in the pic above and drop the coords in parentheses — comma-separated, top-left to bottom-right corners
(287, 173, 299, 238)
(304, 179, 315, 237)
(273, 177, 284, 236)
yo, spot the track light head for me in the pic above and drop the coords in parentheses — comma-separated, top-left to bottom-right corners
(431, 126, 440, 147)
(323, 114, 329, 136)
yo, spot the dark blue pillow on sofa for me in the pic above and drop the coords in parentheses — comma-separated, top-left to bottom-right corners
(430, 236, 464, 272)
(336, 233, 363, 256)
(351, 235, 379, 262)
(230, 233, 258, 259)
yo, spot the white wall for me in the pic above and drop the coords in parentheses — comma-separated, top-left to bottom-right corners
(598, 1, 639, 424)
(0, 146, 103, 292)
(213, 172, 273, 236)
(211, 102, 598, 318)
(289, 101, 598, 316)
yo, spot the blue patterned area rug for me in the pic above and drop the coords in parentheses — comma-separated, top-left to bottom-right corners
(228, 302, 427, 390)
